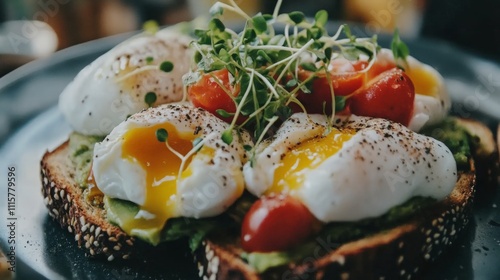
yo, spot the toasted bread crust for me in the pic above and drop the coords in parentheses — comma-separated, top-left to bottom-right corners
(456, 118, 499, 188)
(40, 141, 135, 260)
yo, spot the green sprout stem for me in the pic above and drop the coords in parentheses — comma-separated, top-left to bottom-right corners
(325, 67, 336, 122)
(266, 38, 315, 70)
(163, 139, 185, 163)
(248, 45, 300, 52)
(272, 0, 284, 19)
(160, 131, 209, 187)
(176, 136, 208, 183)
(215, 1, 251, 21)
(255, 116, 279, 146)
(239, 81, 275, 126)
(249, 69, 280, 99)
(273, 39, 315, 87)
(228, 71, 255, 129)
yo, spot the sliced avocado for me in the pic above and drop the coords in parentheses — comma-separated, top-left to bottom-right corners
(104, 196, 139, 226)
(104, 196, 226, 248)
(241, 251, 294, 274)
(104, 196, 163, 245)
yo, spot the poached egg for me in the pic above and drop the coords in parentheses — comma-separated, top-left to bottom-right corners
(244, 113, 457, 222)
(59, 29, 193, 136)
(92, 103, 251, 235)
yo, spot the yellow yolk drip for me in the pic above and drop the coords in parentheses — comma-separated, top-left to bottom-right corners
(406, 66, 439, 97)
(267, 128, 354, 195)
(120, 122, 197, 232)
(86, 167, 104, 200)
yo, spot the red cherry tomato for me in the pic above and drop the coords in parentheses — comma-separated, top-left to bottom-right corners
(295, 69, 364, 114)
(352, 60, 397, 80)
(187, 69, 242, 123)
(241, 196, 317, 252)
(293, 58, 397, 115)
(349, 68, 415, 126)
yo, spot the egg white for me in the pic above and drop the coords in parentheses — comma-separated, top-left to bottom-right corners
(59, 29, 193, 136)
(244, 113, 457, 223)
(92, 103, 251, 219)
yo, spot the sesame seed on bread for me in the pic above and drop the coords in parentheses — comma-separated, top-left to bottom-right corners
(40, 141, 134, 260)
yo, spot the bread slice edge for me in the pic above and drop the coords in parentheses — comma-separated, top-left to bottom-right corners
(40, 141, 135, 260)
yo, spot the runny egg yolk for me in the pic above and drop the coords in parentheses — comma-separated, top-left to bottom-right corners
(405, 66, 439, 97)
(120, 122, 199, 231)
(267, 128, 354, 195)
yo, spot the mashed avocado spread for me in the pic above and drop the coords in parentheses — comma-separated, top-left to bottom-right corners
(68, 133, 103, 188)
(421, 117, 473, 168)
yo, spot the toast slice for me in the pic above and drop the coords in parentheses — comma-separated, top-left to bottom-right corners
(39, 118, 498, 275)
(41, 141, 135, 261)
(194, 119, 498, 280)
(195, 168, 476, 280)
(455, 118, 499, 188)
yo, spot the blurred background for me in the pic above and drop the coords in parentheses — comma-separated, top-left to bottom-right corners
(1, 0, 499, 77)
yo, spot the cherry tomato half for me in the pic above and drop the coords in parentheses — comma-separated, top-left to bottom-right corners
(349, 68, 415, 126)
(352, 59, 397, 80)
(295, 69, 364, 114)
(187, 69, 242, 123)
(241, 196, 317, 252)
(293, 58, 397, 115)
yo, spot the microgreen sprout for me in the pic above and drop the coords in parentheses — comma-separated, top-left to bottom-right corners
(160, 61, 174, 72)
(155, 128, 185, 162)
(192, 137, 204, 151)
(156, 128, 208, 186)
(186, 0, 398, 155)
(145, 92, 157, 107)
(221, 129, 234, 145)
(391, 28, 410, 70)
(156, 128, 168, 142)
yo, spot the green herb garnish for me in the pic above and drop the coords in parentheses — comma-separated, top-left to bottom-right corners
(221, 129, 233, 145)
(391, 28, 410, 70)
(156, 128, 168, 142)
(144, 91, 157, 107)
(159, 61, 174, 72)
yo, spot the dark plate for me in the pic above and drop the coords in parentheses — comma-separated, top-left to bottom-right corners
(0, 25, 500, 280)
